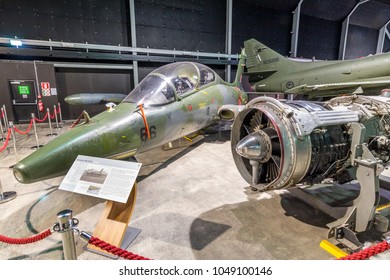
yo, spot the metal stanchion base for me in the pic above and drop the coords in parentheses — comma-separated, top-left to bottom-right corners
(84, 227, 141, 259)
(0, 191, 17, 204)
(30, 145, 44, 150)
(46, 133, 58, 137)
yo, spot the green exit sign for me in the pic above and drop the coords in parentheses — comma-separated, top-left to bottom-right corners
(18, 85, 30, 95)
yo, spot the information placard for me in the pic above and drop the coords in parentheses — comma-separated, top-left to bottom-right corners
(59, 155, 141, 203)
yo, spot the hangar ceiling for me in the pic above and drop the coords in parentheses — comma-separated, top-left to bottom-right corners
(242, 0, 390, 29)
(0, 0, 389, 81)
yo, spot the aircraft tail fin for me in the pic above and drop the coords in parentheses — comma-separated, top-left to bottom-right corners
(233, 48, 246, 86)
(244, 38, 291, 80)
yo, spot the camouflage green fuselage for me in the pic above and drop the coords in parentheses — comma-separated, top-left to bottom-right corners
(252, 53, 390, 94)
(13, 81, 246, 183)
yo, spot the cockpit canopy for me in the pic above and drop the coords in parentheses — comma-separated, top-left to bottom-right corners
(123, 62, 217, 106)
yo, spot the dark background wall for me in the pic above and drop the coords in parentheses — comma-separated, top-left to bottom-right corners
(135, 0, 226, 52)
(55, 68, 132, 119)
(346, 25, 378, 58)
(0, 61, 58, 122)
(1, 0, 389, 57)
(298, 15, 341, 60)
(232, 1, 292, 55)
(0, 0, 129, 46)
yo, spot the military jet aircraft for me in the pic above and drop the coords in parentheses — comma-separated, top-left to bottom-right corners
(13, 55, 247, 184)
(64, 93, 127, 105)
(245, 38, 390, 97)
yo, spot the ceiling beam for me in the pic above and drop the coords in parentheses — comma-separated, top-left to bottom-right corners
(339, 0, 370, 60)
(290, 0, 304, 58)
(377, 19, 390, 53)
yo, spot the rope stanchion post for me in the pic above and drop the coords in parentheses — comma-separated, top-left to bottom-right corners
(31, 113, 41, 150)
(2, 105, 9, 132)
(0, 115, 4, 141)
(0, 177, 17, 204)
(58, 102, 63, 125)
(54, 209, 78, 260)
(1, 107, 7, 140)
(47, 108, 52, 136)
(9, 121, 19, 162)
(46, 108, 57, 137)
(54, 105, 59, 129)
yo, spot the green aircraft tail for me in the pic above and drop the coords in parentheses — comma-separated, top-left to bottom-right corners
(244, 38, 290, 80)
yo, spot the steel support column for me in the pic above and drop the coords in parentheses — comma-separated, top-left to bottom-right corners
(225, 0, 233, 82)
(377, 19, 390, 54)
(339, 0, 370, 60)
(129, 0, 139, 86)
(290, 0, 303, 58)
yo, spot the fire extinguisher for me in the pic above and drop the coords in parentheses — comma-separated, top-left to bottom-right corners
(38, 99, 44, 112)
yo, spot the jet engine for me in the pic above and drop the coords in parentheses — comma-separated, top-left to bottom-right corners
(231, 95, 390, 191)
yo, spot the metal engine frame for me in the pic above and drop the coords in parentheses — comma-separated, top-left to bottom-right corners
(291, 122, 387, 251)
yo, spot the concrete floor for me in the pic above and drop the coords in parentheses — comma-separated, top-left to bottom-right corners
(0, 120, 389, 260)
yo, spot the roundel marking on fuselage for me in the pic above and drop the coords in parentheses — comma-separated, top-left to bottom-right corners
(286, 81, 294, 89)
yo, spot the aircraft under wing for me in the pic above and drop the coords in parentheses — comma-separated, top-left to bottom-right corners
(285, 79, 390, 95)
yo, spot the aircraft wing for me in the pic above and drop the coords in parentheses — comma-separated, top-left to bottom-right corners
(285, 80, 390, 95)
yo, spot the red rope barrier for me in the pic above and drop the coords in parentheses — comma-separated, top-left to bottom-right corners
(57, 106, 61, 114)
(0, 110, 4, 119)
(338, 240, 390, 260)
(50, 111, 56, 119)
(89, 236, 151, 260)
(34, 111, 49, 123)
(14, 118, 34, 135)
(0, 128, 11, 152)
(0, 229, 52, 244)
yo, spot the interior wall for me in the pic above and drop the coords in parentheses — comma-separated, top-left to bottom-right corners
(298, 15, 341, 60)
(0, 61, 58, 123)
(232, 1, 292, 56)
(135, 0, 226, 53)
(55, 68, 132, 120)
(346, 25, 379, 59)
(0, 0, 129, 45)
(384, 37, 390, 53)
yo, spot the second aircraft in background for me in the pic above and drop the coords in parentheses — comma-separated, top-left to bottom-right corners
(244, 38, 390, 97)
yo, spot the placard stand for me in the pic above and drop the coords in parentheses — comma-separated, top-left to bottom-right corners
(86, 182, 139, 258)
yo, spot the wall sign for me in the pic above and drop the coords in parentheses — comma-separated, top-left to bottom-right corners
(41, 82, 51, 96)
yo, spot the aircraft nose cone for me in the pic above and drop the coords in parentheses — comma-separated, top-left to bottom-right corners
(13, 162, 33, 184)
(235, 131, 272, 163)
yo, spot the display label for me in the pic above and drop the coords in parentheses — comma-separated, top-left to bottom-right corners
(59, 155, 141, 203)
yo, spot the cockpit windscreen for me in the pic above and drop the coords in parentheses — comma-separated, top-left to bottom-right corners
(123, 62, 216, 106)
